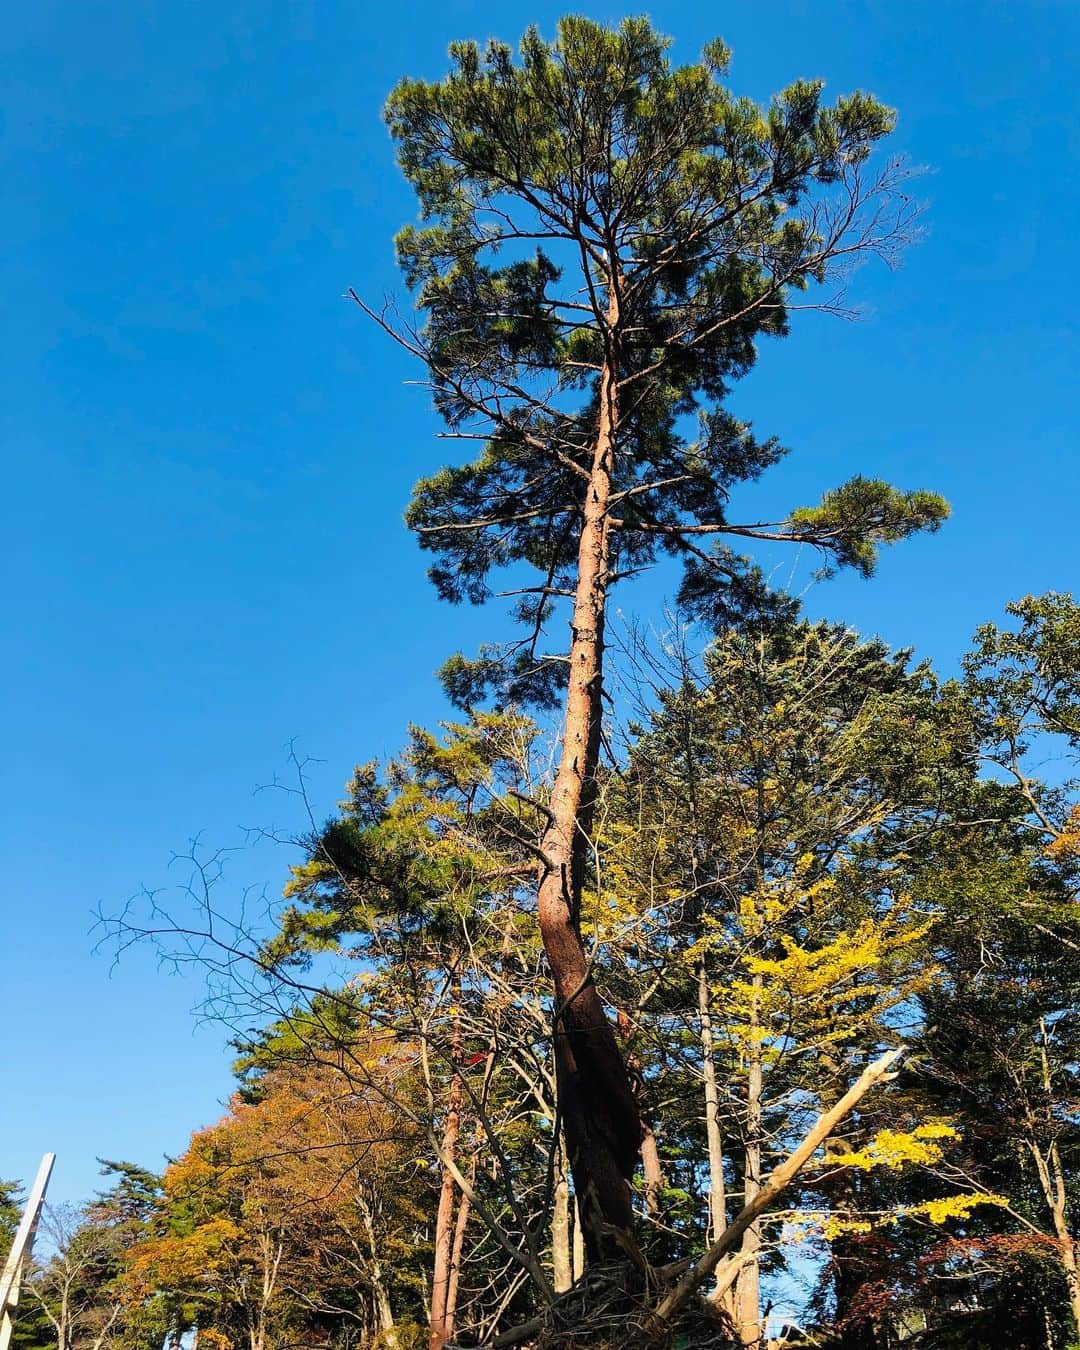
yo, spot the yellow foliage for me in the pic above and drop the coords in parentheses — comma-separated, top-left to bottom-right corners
(820, 1216, 874, 1239)
(785, 1189, 1009, 1243)
(839, 1122, 958, 1172)
(196, 1331, 233, 1350)
(898, 1192, 1009, 1225)
(1047, 804, 1080, 860)
(744, 919, 932, 1002)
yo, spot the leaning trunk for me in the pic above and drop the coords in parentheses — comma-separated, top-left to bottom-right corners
(617, 1007, 665, 1220)
(536, 340, 642, 1264)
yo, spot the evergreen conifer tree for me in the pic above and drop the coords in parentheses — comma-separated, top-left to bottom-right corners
(371, 15, 951, 1257)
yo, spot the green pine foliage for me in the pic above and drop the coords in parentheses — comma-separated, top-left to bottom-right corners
(376, 17, 947, 706)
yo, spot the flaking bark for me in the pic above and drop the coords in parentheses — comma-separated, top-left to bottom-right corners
(536, 345, 643, 1263)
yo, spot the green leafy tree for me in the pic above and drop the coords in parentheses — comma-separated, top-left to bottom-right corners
(0, 1181, 21, 1250)
(89, 1164, 172, 1350)
(370, 15, 949, 1259)
(254, 711, 576, 1344)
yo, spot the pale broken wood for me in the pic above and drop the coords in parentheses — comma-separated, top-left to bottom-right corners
(648, 1047, 904, 1331)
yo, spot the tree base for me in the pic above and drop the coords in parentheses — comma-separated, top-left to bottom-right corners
(454, 1266, 737, 1349)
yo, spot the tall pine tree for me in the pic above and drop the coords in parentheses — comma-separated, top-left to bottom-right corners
(366, 15, 949, 1260)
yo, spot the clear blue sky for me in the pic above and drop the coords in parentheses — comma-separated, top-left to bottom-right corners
(4, 0, 1078, 1208)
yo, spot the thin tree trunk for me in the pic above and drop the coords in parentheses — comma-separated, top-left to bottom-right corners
(375, 1288, 398, 1348)
(648, 1049, 903, 1333)
(536, 326, 643, 1263)
(734, 976, 764, 1346)
(430, 1012, 463, 1350)
(735, 666, 768, 1348)
(551, 1135, 574, 1293)
(571, 1194, 585, 1284)
(698, 956, 730, 1305)
(1036, 1138, 1080, 1336)
(359, 1191, 398, 1348)
(445, 1166, 472, 1339)
(87, 1303, 122, 1350)
(1035, 1019, 1080, 1337)
(1043, 1300, 1057, 1350)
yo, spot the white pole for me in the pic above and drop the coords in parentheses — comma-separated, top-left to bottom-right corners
(0, 1153, 56, 1350)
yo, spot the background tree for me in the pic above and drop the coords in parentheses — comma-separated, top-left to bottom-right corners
(266, 712, 581, 1344)
(596, 615, 989, 1342)
(370, 15, 948, 1259)
(798, 595, 1080, 1348)
(127, 1062, 431, 1350)
(1, 1183, 21, 1253)
(23, 1203, 129, 1350)
(962, 591, 1080, 894)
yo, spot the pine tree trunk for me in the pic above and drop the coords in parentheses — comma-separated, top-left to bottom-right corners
(429, 1015, 463, 1350)
(445, 1173, 472, 1339)
(536, 342, 643, 1264)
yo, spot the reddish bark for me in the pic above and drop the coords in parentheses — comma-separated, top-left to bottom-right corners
(445, 1163, 472, 1336)
(429, 1016, 463, 1350)
(536, 340, 643, 1264)
(617, 1008, 665, 1220)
